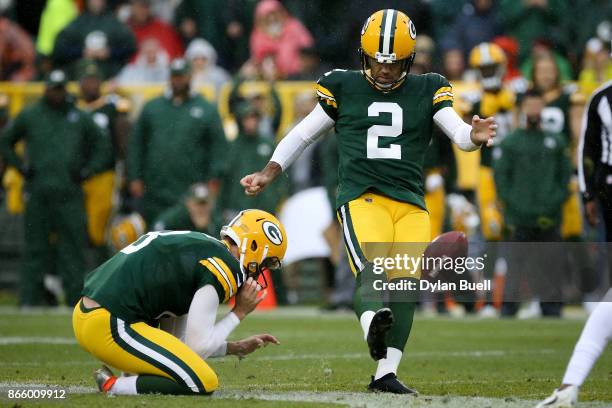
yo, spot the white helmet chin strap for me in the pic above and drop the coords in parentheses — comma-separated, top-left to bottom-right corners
(239, 237, 248, 277)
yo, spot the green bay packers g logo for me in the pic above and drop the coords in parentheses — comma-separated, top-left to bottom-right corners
(408, 20, 416, 39)
(262, 221, 283, 245)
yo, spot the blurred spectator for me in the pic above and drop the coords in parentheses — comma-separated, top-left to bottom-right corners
(0, 12, 36, 81)
(441, 0, 501, 59)
(578, 38, 612, 96)
(429, 0, 469, 44)
(499, 0, 570, 63)
(229, 66, 282, 138)
(411, 35, 436, 75)
(0, 70, 112, 306)
(127, 0, 183, 60)
(185, 38, 230, 94)
(127, 59, 227, 224)
(53, 0, 137, 79)
(223, 0, 260, 71)
(36, 0, 78, 57)
(149, 0, 180, 24)
(493, 36, 529, 94)
(286, 47, 328, 81)
(117, 38, 168, 84)
(494, 89, 571, 317)
(174, 0, 231, 66)
(153, 183, 218, 235)
(250, 0, 314, 78)
(77, 59, 131, 263)
(218, 102, 285, 223)
(520, 39, 573, 82)
(442, 49, 467, 82)
(571, 0, 612, 62)
(531, 55, 575, 141)
(468, 42, 516, 241)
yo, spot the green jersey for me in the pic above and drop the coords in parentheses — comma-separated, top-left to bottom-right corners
(316, 70, 454, 210)
(541, 89, 572, 141)
(79, 93, 131, 163)
(82, 231, 244, 324)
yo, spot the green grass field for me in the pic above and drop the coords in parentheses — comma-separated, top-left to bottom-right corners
(0, 307, 611, 407)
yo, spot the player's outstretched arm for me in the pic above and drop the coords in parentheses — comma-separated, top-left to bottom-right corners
(227, 334, 280, 357)
(184, 279, 268, 358)
(433, 107, 497, 151)
(241, 103, 335, 196)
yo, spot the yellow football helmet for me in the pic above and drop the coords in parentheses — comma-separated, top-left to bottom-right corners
(220, 209, 287, 287)
(109, 213, 147, 251)
(359, 9, 417, 92)
(469, 43, 507, 91)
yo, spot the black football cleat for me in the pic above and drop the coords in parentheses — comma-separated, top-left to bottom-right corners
(366, 307, 394, 360)
(368, 373, 418, 395)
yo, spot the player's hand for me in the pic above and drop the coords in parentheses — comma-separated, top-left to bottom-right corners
(585, 200, 598, 226)
(241, 172, 271, 196)
(233, 277, 266, 319)
(240, 162, 282, 196)
(470, 115, 497, 147)
(227, 334, 280, 357)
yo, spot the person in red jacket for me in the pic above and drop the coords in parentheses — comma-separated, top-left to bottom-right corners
(249, 0, 313, 78)
(128, 0, 183, 61)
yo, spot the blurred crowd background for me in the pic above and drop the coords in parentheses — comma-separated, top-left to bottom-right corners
(0, 0, 610, 316)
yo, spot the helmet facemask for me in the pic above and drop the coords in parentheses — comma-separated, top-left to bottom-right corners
(359, 50, 414, 93)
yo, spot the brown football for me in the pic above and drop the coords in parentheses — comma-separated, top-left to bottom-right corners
(422, 231, 468, 281)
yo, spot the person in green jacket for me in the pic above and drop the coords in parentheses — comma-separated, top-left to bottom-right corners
(218, 102, 286, 224)
(152, 183, 219, 236)
(127, 59, 227, 225)
(493, 89, 571, 317)
(498, 0, 570, 63)
(0, 70, 113, 307)
(52, 0, 136, 79)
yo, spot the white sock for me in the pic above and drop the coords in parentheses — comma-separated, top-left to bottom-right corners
(374, 347, 403, 380)
(360, 311, 375, 341)
(110, 375, 138, 395)
(562, 289, 612, 386)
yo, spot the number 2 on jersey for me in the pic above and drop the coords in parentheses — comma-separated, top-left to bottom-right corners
(367, 102, 402, 160)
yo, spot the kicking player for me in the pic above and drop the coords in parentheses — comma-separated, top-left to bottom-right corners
(241, 9, 496, 393)
(73, 209, 286, 395)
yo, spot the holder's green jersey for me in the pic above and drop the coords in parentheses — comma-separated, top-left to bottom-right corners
(82, 231, 244, 324)
(316, 70, 454, 210)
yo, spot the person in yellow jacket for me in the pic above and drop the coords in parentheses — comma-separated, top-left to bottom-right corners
(468, 43, 517, 241)
(77, 59, 131, 264)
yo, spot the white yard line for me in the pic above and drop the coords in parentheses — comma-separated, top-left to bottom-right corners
(0, 337, 77, 345)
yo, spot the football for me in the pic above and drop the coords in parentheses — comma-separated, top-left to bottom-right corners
(422, 231, 468, 281)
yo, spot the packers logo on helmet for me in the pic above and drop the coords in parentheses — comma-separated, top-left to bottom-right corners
(469, 43, 507, 91)
(221, 209, 287, 288)
(359, 9, 417, 93)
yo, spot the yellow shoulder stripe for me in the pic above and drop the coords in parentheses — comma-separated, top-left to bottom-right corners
(316, 84, 335, 99)
(199, 257, 238, 301)
(434, 86, 452, 96)
(433, 95, 453, 105)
